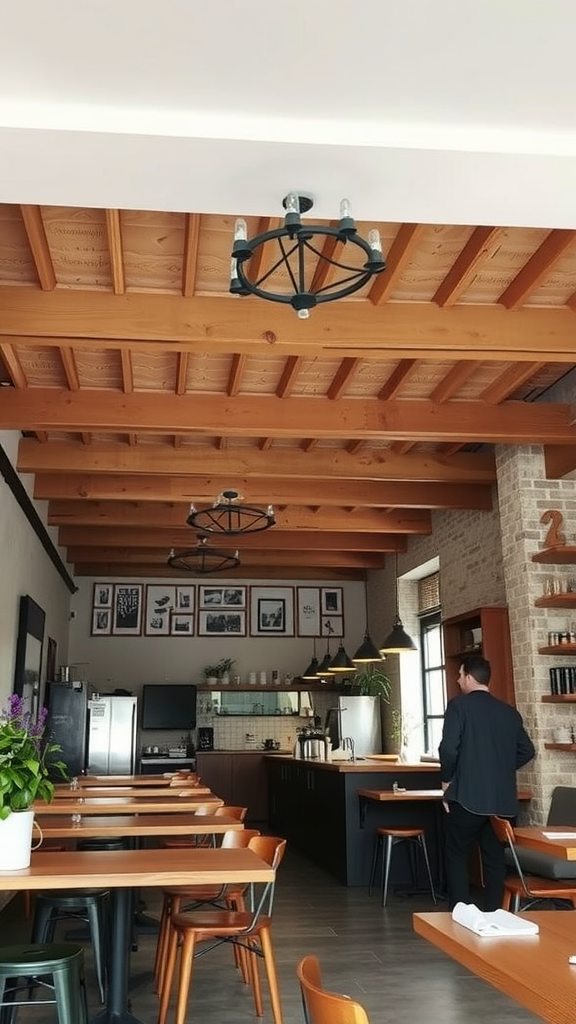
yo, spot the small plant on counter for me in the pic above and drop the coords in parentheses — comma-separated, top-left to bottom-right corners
(203, 657, 236, 682)
(352, 662, 392, 699)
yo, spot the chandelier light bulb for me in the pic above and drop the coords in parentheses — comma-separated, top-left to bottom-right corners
(234, 218, 247, 241)
(368, 229, 382, 254)
(284, 193, 300, 215)
(297, 308, 310, 319)
(339, 198, 352, 219)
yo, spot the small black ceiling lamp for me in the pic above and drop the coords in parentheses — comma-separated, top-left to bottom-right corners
(354, 571, 384, 663)
(317, 626, 335, 677)
(187, 489, 275, 536)
(329, 642, 356, 673)
(379, 553, 418, 654)
(301, 639, 319, 681)
(167, 535, 240, 576)
(230, 193, 386, 319)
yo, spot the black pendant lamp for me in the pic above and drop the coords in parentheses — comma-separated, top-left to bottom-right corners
(379, 554, 418, 654)
(301, 640, 319, 681)
(353, 572, 384, 663)
(329, 642, 356, 673)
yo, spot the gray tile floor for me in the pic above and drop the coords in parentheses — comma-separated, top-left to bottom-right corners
(0, 845, 540, 1024)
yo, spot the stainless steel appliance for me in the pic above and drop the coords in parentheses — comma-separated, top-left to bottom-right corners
(87, 695, 137, 774)
(325, 695, 382, 757)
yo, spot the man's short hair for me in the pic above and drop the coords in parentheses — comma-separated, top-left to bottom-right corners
(461, 654, 491, 686)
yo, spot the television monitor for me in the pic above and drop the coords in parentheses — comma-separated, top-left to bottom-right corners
(141, 684, 197, 730)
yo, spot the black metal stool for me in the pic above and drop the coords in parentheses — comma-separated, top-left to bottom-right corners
(31, 891, 109, 1003)
(0, 942, 88, 1024)
(369, 826, 437, 906)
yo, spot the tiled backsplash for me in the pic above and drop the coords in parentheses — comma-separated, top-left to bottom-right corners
(196, 690, 333, 750)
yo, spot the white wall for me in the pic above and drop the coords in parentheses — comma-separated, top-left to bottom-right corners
(0, 431, 72, 706)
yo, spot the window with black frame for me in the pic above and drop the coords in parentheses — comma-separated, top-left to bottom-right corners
(418, 573, 446, 755)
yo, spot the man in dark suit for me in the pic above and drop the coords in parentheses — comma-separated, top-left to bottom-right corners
(439, 654, 535, 910)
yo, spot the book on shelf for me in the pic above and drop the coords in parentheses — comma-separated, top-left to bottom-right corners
(452, 903, 539, 937)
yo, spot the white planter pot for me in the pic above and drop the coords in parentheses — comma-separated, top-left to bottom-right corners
(0, 809, 38, 870)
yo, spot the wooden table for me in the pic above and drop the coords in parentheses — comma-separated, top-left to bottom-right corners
(74, 774, 191, 786)
(35, 813, 243, 840)
(0, 847, 272, 1024)
(53, 785, 212, 798)
(514, 826, 576, 861)
(35, 795, 222, 815)
(413, 910, 576, 1024)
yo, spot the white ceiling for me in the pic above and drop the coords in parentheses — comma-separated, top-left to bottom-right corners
(2, 1, 576, 226)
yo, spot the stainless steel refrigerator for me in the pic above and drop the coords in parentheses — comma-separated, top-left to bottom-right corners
(87, 695, 138, 774)
(325, 695, 382, 756)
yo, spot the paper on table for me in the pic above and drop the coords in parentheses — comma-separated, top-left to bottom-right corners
(452, 903, 539, 937)
(542, 831, 576, 839)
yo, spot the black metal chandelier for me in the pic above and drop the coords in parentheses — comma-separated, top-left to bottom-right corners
(167, 535, 240, 575)
(187, 490, 275, 536)
(230, 193, 386, 318)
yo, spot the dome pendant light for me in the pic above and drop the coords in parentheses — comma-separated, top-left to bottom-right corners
(379, 554, 418, 654)
(353, 571, 385, 663)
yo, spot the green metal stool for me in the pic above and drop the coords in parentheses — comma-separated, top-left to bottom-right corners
(31, 890, 109, 1003)
(0, 943, 88, 1024)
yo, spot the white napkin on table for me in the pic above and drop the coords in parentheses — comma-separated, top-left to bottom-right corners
(452, 903, 539, 937)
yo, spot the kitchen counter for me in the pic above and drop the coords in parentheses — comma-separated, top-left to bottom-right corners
(265, 755, 439, 772)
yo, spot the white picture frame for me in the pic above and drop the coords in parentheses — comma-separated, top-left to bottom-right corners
(297, 587, 321, 637)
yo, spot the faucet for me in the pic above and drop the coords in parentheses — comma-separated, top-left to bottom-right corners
(342, 736, 355, 762)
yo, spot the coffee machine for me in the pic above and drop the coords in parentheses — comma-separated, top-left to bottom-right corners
(197, 727, 214, 751)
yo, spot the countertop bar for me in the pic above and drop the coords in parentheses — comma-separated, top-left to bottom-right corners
(265, 754, 440, 773)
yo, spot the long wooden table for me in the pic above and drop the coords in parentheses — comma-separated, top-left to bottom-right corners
(0, 847, 271, 1024)
(35, 794, 222, 815)
(413, 910, 576, 1024)
(53, 785, 212, 798)
(73, 774, 192, 786)
(35, 812, 243, 840)
(514, 826, 576, 861)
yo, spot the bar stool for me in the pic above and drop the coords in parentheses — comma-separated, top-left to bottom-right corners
(31, 891, 109, 1004)
(0, 942, 88, 1024)
(369, 826, 437, 906)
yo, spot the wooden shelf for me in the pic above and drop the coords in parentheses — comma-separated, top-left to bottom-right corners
(197, 683, 335, 692)
(532, 546, 576, 564)
(541, 694, 576, 702)
(538, 644, 576, 655)
(534, 593, 576, 608)
(544, 743, 576, 750)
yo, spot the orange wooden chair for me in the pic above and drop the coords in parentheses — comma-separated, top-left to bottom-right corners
(491, 815, 576, 911)
(157, 835, 286, 1024)
(297, 954, 371, 1024)
(161, 804, 247, 849)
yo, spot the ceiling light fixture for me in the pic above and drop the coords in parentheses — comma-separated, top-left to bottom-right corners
(230, 193, 386, 319)
(353, 571, 385, 663)
(317, 624, 335, 677)
(187, 490, 275, 536)
(167, 535, 240, 576)
(301, 640, 319, 681)
(329, 642, 356, 673)
(379, 554, 418, 654)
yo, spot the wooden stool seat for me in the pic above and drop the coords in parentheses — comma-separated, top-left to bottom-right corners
(369, 826, 436, 907)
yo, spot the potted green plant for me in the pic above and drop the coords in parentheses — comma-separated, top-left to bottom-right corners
(203, 657, 236, 685)
(352, 662, 392, 699)
(0, 694, 67, 869)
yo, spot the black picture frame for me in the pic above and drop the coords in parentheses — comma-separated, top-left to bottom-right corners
(13, 594, 45, 722)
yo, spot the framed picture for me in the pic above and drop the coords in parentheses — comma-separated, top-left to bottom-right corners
(175, 586, 195, 612)
(144, 585, 176, 636)
(170, 614, 194, 636)
(321, 615, 344, 638)
(13, 595, 45, 722)
(92, 607, 112, 636)
(93, 582, 113, 608)
(321, 587, 343, 616)
(199, 585, 246, 608)
(250, 586, 294, 637)
(297, 587, 321, 637)
(112, 584, 143, 636)
(198, 610, 246, 636)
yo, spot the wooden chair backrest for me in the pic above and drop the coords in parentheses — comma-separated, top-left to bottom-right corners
(192, 802, 222, 815)
(490, 815, 515, 846)
(214, 805, 248, 821)
(248, 835, 287, 871)
(221, 828, 260, 849)
(297, 955, 371, 1024)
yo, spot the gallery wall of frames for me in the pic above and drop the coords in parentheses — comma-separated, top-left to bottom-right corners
(90, 583, 345, 640)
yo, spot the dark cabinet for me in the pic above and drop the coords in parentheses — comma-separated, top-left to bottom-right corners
(195, 753, 268, 822)
(443, 606, 515, 705)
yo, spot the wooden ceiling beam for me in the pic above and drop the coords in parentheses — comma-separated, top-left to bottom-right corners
(543, 444, 576, 479)
(480, 362, 546, 404)
(66, 546, 386, 569)
(59, 347, 80, 390)
(46, 499, 431, 534)
(33, 471, 492, 510)
(276, 355, 302, 398)
(430, 361, 482, 403)
(228, 353, 247, 396)
(0, 344, 27, 387)
(182, 213, 201, 298)
(57, 526, 406, 551)
(19, 206, 57, 291)
(369, 224, 426, 305)
(378, 360, 418, 400)
(498, 229, 576, 310)
(309, 225, 342, 293)
(104, 210, 126, 295)
(2, 288, 576, 360)
(4, 389, 575, 442)
(120, 349, 134, 393)
(433, 227, 501, 307)
(176, 352, 189, 395)
(16, 438, 497, 483)
(327, 358, 361, 400)
(72, 562, 363, 581)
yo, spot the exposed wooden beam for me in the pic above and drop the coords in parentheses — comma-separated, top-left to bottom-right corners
(182, 213, 201, 297)
(543, 444, 576, 479)
(66, 546, 386, 569)
(327, 358, 361, 400)
(176, 352, 189, 395)
(73, 562, 363, 581)
(57, 525, 407, 551)
(433, 227, 501, 307)
(498, 229, 576, 310)
(120, 349, 134, 393)
(378, 360, 418, 400)
(369, 224, 426, 305)
(104, 210, 126, 295)
(19, 206, 57, 291)
(228, 353, 247, 396)
(309, 224, 342, 294)
(0, 344, 27, 387)
(480, 362, 545, 404)
(430, 362, 482, 403)
(4, 389, 575, 443)
(16, 438, 497, 483)
(276, 356, 302, 398)
(2, 288, 576, 360)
